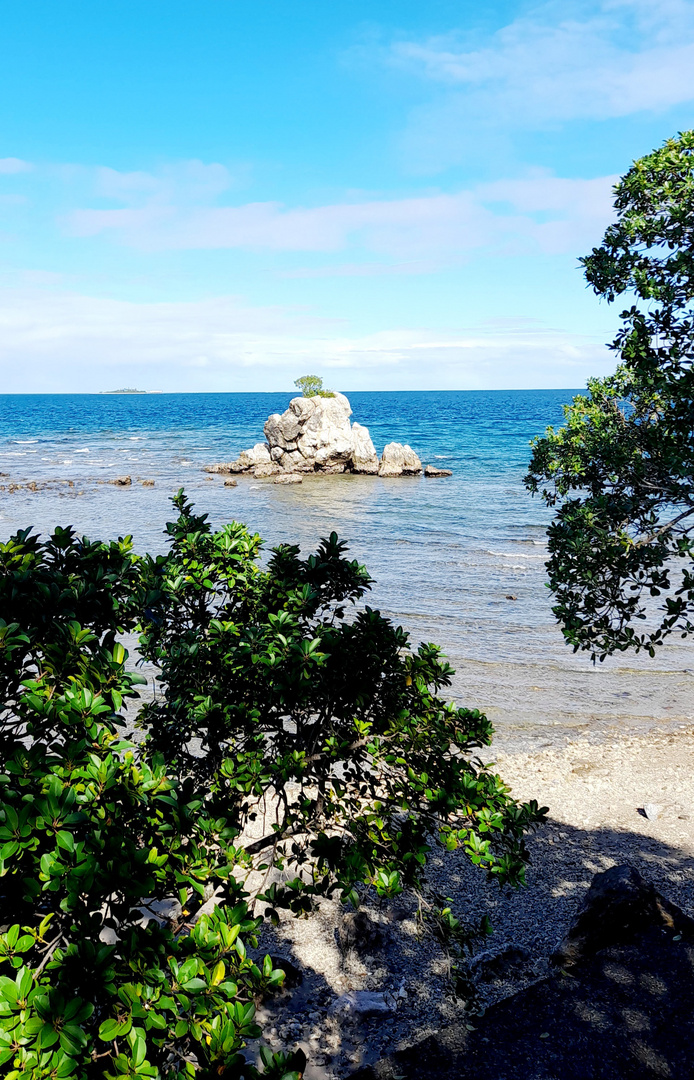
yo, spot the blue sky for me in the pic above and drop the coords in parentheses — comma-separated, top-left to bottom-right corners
(1, 0, 693, 392)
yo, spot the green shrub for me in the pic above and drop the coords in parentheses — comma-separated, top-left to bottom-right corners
(293, 376, 334, 398)
(0, 497, 546, 1078)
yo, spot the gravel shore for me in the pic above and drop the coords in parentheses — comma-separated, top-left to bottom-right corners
(254, 722, 694, 1078)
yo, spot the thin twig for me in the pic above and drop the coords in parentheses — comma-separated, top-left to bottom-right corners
(34, 933, 65, 975)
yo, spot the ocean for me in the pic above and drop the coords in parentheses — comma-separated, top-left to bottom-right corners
(1, 389, 691, 752)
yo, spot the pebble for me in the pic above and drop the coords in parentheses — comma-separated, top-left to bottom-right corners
(643, 803, 663, 821)
(331, 991, 391, 1017)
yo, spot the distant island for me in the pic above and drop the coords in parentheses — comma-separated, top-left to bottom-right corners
(100, 388, 159, 394)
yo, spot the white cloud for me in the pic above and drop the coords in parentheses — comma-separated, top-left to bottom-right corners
(388, 1, 694, 122)
(94, 160, 235, 204)
(0, 158, 32, 174)
(0, 285, 615, 392)
(63, 172, 616, 263)
(364, 0, 694, 172)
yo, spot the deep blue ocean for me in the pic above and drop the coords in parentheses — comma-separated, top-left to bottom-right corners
(1, 390, 691, 750)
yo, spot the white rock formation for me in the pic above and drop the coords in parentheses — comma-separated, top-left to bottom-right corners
(274, 473, 303, 484)
(253, 462, 282, 478)
(424, 464, 452, 477)
(296, 392, 353, 470)
(262, 393, 354, 472)
(231, 443, 271, 473)
(378, 443, 422, 477)
(350, 423, 379, 474)
(264, 392, 357, 473)
(207, 393, 431, 478)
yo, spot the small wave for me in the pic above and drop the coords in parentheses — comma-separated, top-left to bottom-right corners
(74, 449, 90, 454)
(13, 439, 38, 444)
(486, 550, 546, 559)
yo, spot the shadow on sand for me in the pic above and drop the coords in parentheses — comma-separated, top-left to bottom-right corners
(251, 816, 694, 1079)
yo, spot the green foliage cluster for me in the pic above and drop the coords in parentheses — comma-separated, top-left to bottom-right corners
(526, 130, 694, 659)
(0, 495, 545, 1078)
(292, 376, 334, 398)
(0, 525, 296, 1080)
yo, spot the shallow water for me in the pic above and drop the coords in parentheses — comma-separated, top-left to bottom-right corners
(1, 390, 691, 751)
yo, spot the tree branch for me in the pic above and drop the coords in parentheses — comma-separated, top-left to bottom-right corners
(634, 505, 694, 546)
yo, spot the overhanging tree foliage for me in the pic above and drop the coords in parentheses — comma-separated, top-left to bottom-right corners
(0, 496, 545, 1079)
(526, 130, 694, 660)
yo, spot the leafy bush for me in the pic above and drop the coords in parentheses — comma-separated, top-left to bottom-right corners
(0, 526, 296, 1080)
(0, 497, 545, 1078)
(293, 376, 334, 398)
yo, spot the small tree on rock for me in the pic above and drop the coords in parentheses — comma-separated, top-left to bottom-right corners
(293, 376, 333, 398)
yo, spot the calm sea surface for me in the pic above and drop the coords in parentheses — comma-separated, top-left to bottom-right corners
(1, 390, 691, 751)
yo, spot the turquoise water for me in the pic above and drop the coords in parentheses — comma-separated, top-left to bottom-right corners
(1, 390, 691, 750)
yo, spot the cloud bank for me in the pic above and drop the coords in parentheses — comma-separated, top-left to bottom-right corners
(0, 285, 614, 393)
(63, 170, 616, 265)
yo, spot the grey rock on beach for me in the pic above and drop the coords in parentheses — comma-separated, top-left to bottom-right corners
(331, 991, 392, 1018)
(204, 392, 439, 479)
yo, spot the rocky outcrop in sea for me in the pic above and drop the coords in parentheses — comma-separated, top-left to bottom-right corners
(205, 393, 451, 479)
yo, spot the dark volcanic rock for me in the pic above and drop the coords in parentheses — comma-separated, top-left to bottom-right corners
(336, 909, 387, 956)
(470, 944, 532, 982)
(552, 864, 694, 969)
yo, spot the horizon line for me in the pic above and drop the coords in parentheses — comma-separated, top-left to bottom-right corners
(0, 386, 586, 396)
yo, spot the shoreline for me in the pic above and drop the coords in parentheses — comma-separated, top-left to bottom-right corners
(1, 472, 692, 758)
